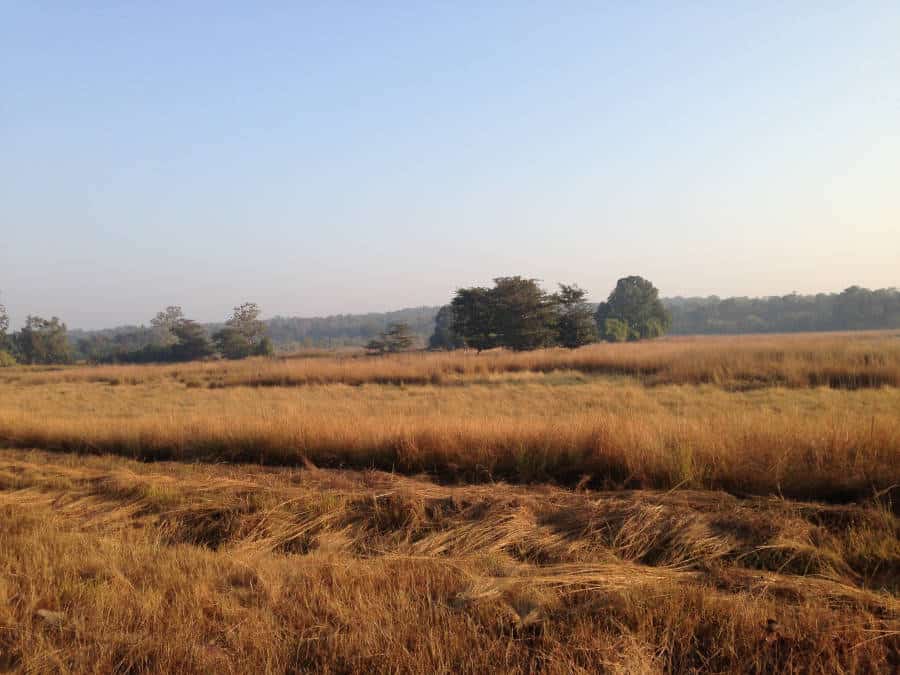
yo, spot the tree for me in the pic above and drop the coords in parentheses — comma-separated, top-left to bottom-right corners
(0, 292, 14, 366)
(451, 287, 498, 352)
(228, 303, 266, 345)
(171, 320, 213, 361)
(428, 305, 464, 350)
(554, 284, 598, 348)
(0, 295, 9, 357)
(596, 276, 671, 341)
(0, 296, 8, 341)
(14, 316, 71, 364)
(367, 322, 415, 354)
(491, 277, 558, 350)
(150, 306, 185, 345)
(451, 278, 558, 352)
(213, 302, 269, 359)
(212, 326, 252, 359)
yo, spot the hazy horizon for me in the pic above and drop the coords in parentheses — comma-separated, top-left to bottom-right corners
(3, 3, 898, 330)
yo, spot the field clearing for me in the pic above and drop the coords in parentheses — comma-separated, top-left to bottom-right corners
(1, 333, 899, 672)
(0, 449, 897, 673)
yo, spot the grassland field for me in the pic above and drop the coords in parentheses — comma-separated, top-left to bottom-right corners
(0, 332, 898, 672)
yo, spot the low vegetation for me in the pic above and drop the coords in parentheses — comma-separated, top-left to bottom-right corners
(3, 331, 898, 390)
(0, 449, 896, 673)
(1, 332, 897, 672)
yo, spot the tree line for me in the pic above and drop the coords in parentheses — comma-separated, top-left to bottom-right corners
(0, 299, 273, 366)
(666, 286, 900, 334)
(429, 275, 670, 351)
(3, 282, 898, 365)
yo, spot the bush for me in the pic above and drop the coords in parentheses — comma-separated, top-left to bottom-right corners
(0, 350, 16, 367)
(602, 318, 630, 343)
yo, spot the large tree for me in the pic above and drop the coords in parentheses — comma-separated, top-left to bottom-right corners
(490, 277, 558, 350)
(451, 287, 498, 352)
(14, 316, 71, 364)
(554, 284, 598, 348)
(596, 276, 671, 341)
(450, 277, 558, 351)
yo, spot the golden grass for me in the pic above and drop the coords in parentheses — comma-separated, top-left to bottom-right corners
(3, 331, 900, 389)
(3, 334, 899, 671)
(1, 374, 898, 501)
(0, 449, 896, 673)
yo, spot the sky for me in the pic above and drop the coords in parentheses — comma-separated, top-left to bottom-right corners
(2, 2, 898, 329)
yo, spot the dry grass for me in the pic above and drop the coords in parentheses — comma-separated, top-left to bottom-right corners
(0, 449, 897, 673)
(1, 373, 897, 502)
(3, 331, 900, 390)
(2, 333, 899, 672)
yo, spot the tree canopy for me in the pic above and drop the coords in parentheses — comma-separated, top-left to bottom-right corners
(554, 284, 598, 348)
(447, 277, 663, 351)
(596, 276, 671, 341)
(213, 303, 271, 359)
(14, 316, 71, 365)
(450, 277, 559, 351)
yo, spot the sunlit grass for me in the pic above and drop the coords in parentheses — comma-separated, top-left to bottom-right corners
(3, 330, 899, 389)
(1, 366, 898, 501)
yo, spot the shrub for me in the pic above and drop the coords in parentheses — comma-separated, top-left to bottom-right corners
(602, 318, 630, 343)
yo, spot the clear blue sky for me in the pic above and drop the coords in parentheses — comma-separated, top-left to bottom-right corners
(2, 2, 898, 329)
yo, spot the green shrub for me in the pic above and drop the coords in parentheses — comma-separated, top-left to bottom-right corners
(602, 318, 630, 343)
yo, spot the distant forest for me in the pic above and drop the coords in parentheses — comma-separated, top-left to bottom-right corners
(666, 286, 900, 334)
(55, 285, 900, 354)
(67, 306, 439, 353)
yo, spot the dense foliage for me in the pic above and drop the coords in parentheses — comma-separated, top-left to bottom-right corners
(13, 316, 71, 365)
(450, 277, 561, 352)
(448, 276, 665, 351)
(555, 285, 599, 348)
(596, 276, 671, 341)
(66, 304, 271, 364)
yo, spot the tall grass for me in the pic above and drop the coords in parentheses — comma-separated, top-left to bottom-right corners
(3, 331, 899, 389)
(1, 377, 897, 502)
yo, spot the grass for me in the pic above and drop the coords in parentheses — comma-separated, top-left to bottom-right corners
(1, 333, 898, 672)
(1, 372, 897, 502)
(0, 449, 897, 673)
(3, 331, 899, 390)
